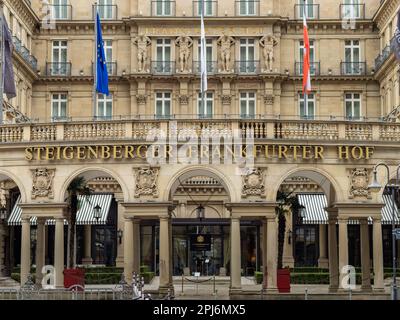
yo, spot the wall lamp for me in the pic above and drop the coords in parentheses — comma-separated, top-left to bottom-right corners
(117, 229, 123, 244)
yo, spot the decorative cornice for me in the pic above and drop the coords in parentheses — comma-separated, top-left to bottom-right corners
(373, 0, 400, 30)
(4, 0, 39, 31)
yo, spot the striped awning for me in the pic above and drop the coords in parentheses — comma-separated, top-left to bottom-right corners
(7, 194, 113, 226)
(297, 193, 400, 225)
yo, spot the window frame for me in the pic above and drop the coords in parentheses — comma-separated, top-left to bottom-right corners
(344, 92, 362, 120)
(51, 93, 68, 121)
(299, 92, 316, 120)
(97, 93, 113, 120)
(240, 92, 256, 119)
(197, 92, 214, 119)
(155, 92, 172, 119)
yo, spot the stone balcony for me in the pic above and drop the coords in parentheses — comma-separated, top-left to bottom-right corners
(1, 117, 400, 144)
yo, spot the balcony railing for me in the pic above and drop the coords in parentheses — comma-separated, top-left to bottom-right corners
(340, 62, 366, 75)
(339, 3, 365, 20)
(193, 1, 218, 16)
(235, 61, 260, 74)
(93, 4, 118, 20)
(294, 4, 320, 19)
(375, 37, 394, 72)
(235, 1, 259, 16)
(12, 36, 38, 71)
(193, 61, 218, 74)
(295, 62, 321, 76)
(5, 117, 400, 144)
(46, 62, 72, 76)
(151, 61, 175, 75)
(151, 1, 176, 16)
(92, 62, 117, 76)
(50, 5, 72, 20)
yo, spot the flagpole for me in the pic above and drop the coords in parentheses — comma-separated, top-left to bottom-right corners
(303, 0, 307, 120)
(200, 0, 205, 118)
(93, 2, 98, 120)
(0, 2, 4, 125)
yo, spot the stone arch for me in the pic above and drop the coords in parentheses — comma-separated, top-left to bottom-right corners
(271, 166, 343, 206)
(165, 166, 236, 202)
(58, 166, 130, 202)
(0, 169, 28, 203)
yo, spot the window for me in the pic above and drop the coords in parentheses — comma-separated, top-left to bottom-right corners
(298, 0, 315, 19)
(103, 40, 113, 74)
(299, 93, 315, 120)
(239, 39, 256, 73)
(299, 40, 315, 75)
(239, 0, 256, 16)
(240, 92, 256, 118)
(155, 92, 171, 119)
(98, 0, 114, 20)
(345, 93, 361, 119)
(198, 92, 213, 118)
(52, 93, 67, 121)
(197, 39, 213, 73)
(156, 0, 172, 16)
(294, 226, 318, 267)
(344, 40, 361, 74)
(97, 94, 113, 120)
(52, 0, 69, 20)
(342, 0, 360, 19)
(155, 39, 172, 73)
(197, 0, 214, 16)
(52, 40, 68, 75)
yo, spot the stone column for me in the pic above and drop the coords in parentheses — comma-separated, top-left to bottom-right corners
(115, 198, 124, 267)
(360, 219, 372, 291)
(35, 219, 46, 285)
(123, 218, 134, 283)
(54, 218, 64, 288)
(262, 219, 268, 288)
(20, 218, 31, 285)
(282, 215, 294, 268)
(318, 224, 329, 268)
(328, 217, 339, 291)
(338, 218, 348, 290)
(81, 225, 92, 265)
(265, 217, 278, 292)
(133, 219, 141, 274)
(159, 216, 173, 292)
(230, 217, 241, 290)
(372, 218, 384, 291)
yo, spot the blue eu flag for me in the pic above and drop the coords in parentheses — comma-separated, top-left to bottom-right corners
(391, 9, 400, 62)
(95, 13, 109, 95)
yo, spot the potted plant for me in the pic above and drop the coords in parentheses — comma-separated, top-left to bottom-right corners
(275, 191, 302, 293)
(63, 177, 92, 289)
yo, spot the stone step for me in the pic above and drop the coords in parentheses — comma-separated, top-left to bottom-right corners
(0, 277, 19, 288)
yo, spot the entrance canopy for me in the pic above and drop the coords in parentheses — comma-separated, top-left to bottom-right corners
(297, 193, 400, 225)
(7, 194, 113, 226)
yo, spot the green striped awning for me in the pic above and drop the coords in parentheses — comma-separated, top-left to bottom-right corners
(7, 194, 113, 226)
(297, 193, 400, 225)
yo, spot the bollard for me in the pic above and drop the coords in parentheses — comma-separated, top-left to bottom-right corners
(305, 288, 308, 300)
(349, 289, 352, 300)
(181, 273, 184, 295)
(213, 275, 216, 295)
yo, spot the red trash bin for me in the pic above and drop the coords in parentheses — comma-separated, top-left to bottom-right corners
(277, 269, 291, 293)
(64, 268, 85, 290)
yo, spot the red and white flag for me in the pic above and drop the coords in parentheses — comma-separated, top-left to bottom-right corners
(302, 10, 311, 94)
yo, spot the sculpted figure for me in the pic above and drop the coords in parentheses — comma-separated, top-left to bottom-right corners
(217, 35, 235, 72)
(260, 35, 278, 72)
(133, 34, 152, 72)
(175, 36, 193, 72)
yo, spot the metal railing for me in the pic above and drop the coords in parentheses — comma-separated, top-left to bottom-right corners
(235, 1, 260, 16)
(151, 1, 176, 17)
(50, 4, 73, 20)
(151, 61, 175, 75)
(375, 38, 394, 71)
(92, 61, 117, 76)
(295, 62, 321, 76)
(193, 1, 218, 16)
(46, 62, 72, 76)
(12, 36, 38, 71)
(93, 4, 118, 20)
(340, 62, 367, 75)
(193, 60, 218, 74)
(339, 3, 365, 19)
(294, 4, 320, 19)
(235, 60, 260, 74)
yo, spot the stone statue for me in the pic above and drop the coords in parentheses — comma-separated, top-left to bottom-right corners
(217, 35, 235, 72)
(260, 35, 278, 72)
(175, 36, 193, 72)
(132, 35, 152, 72)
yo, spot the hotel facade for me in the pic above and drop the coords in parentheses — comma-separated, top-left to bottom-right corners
(0, 0, 399, 295)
